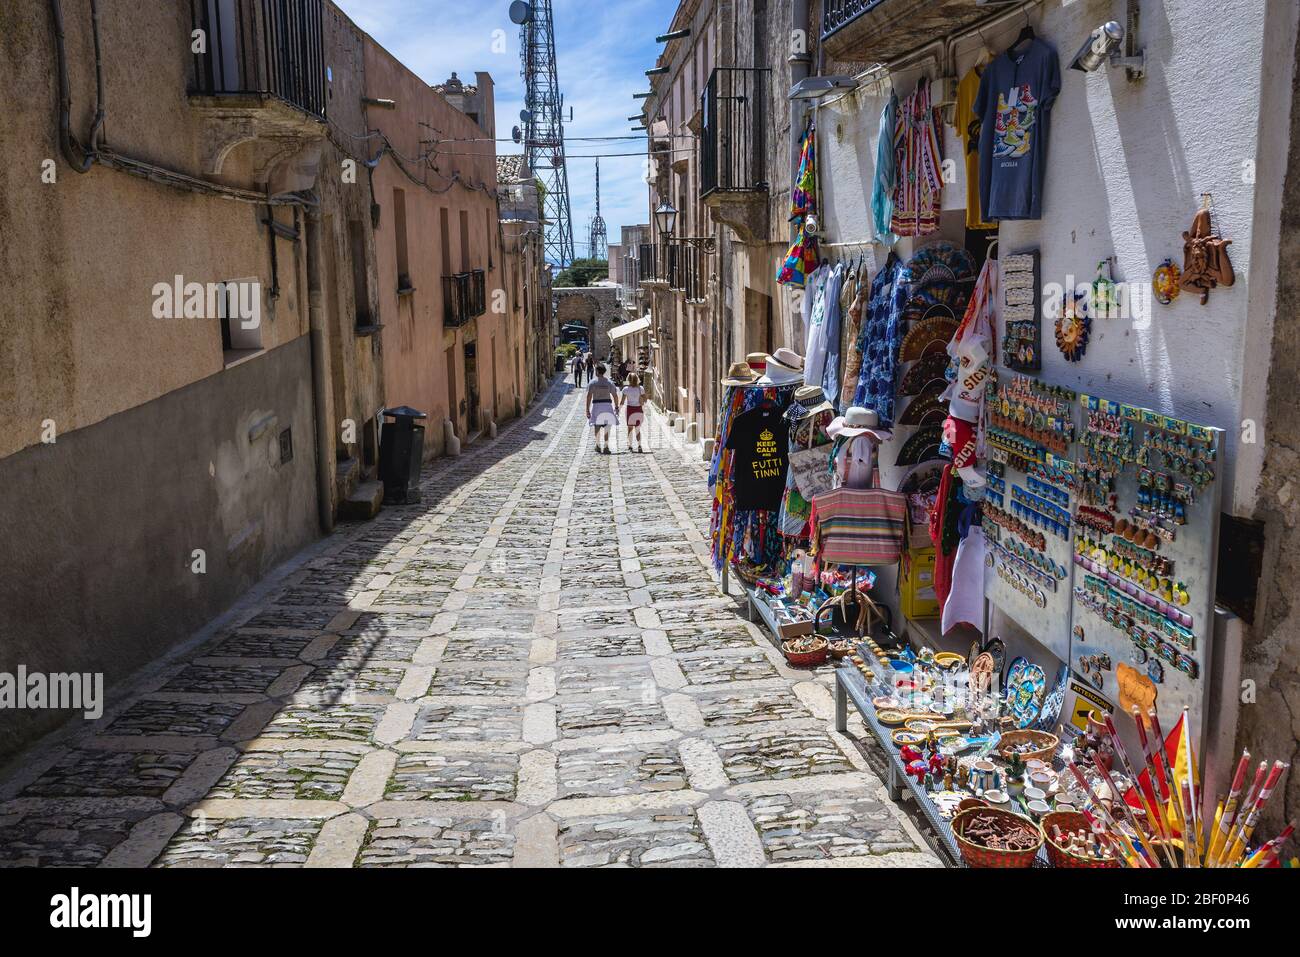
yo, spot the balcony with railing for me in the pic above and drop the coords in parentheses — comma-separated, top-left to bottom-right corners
(638, 243, 662, 284)
(191, 0, 327, 116)
(667, 244, 706, 304)
(822, 0, 1002, 63)
(700, 67, 770, 245)
(443, 270, 486, 328)
(187, 0, 327, 173)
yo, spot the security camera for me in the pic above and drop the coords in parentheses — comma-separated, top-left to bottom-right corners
(1070, 21, 1125, 72)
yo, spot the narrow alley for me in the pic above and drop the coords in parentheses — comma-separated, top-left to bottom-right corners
(0, 378, 936, 868)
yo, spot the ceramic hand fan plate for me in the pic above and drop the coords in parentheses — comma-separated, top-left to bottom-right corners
(1011, 663, 1048, 729)
(899, 353, 950, 396)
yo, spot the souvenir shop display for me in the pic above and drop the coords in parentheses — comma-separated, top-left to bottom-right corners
(1069, 394, 1222, 749)
(1001, 250, 1041, 371)
(1179, 197, 1235, 305)
(983, 375, 1077, 660)
(974, 27, 1061, 221)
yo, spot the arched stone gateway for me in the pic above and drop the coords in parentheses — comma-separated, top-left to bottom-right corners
(553, 285, 623, 358)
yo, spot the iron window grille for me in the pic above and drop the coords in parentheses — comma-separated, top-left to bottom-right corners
(191, 0, 327, 119)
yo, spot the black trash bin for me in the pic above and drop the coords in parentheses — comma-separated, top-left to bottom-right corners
(378, 406, 427, 505)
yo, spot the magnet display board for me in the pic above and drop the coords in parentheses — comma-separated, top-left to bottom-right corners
(982, 375, 1077, 663)
(1067, 395, 1222, 749)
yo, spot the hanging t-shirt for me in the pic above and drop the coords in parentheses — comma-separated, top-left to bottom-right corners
(956, 61, 997, 230)
(807, 262, 844, 390)
(974, 38, 1061, 220)
(725, 406, 790, 511)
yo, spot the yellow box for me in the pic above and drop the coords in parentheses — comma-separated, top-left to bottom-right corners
(901, 547, 940, 619)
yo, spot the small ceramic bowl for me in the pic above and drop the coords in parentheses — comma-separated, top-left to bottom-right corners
(1026, 799, 1051, 819)
(1023, 786, 1047, 803)
(983, 789, 1009, 805)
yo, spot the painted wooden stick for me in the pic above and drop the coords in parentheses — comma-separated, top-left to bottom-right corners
(1222, 761, 1287, 867)
(1205, 751, 1250, 868)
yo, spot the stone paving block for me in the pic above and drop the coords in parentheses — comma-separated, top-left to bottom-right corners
(210, 632, 316, 660)
(22, 749, 195, 798)
(693, 689, 817, 728)
(0, 810, 145, 868)
(556, 608, 636, 631)
(439, 631, 534, 662)
(555, 660, 659, 699)
(346, 612, 439, 638)
(209, 749, 363, 801)
(662, 623, 759, 655)
(554, 697, 673, 738)
(159, 664, 284, 696)
(453, 609, 536, 632)
(242, 608, 337, 632)
(654, 603, 747, 628)
(292, 664, 406, 703)
(259, 704, 386, 742)
(744, 791, 918, 862)
(323, 633, 425, 663)
(356, 816, 515, 867)
(155, 817, 324, 867)
(427, 662, 529, 697)
(557, 808, 715, 867)
(677, 650, 781, 686)
(554, 630, 646, 659)
(712, 729, 856, 785)
(385, 752, 519, 801)
(100, 700, 246, 738)
(411, 701, 524, 743)
(557, 742, 687, 799)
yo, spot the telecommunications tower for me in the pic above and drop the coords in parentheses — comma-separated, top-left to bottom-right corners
(588, 159, 608, 261)
(512, 0, 575, 267)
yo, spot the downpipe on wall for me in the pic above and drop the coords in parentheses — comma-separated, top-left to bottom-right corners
(303, 198, 336, 534)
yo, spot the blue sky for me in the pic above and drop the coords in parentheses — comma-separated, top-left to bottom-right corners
(335, 0, 678, 260)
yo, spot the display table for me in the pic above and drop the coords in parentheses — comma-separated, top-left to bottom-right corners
(834, 658, 1051, 868)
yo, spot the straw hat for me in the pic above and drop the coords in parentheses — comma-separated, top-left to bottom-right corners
(788, 384, 834, 420)
(827, 406, 892, 442)
(745, 352, 769, 373)
(759, 347, 805, 386)
(720, 361, 759, 387)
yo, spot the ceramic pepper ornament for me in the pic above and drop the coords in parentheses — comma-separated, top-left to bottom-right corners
(1179, 205, 1234, 304)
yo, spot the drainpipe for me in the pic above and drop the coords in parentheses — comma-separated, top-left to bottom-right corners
(303, 197, 335, 533)
(790, 0, 812, 178)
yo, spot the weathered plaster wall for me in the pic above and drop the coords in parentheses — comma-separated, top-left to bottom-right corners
(1238, 26, 1300, 834)
(0, 337, 318, 763)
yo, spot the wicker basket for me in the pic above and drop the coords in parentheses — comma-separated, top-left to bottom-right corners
(996, 729, 1060, 765)
(951, 806, 1044, 868)
(827, 640, 855, 660)
(782, 636, 829, 667)
(1042, 810, 1120, 868)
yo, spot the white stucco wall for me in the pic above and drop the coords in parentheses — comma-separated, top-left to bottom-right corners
(818, 0, 1297, 517)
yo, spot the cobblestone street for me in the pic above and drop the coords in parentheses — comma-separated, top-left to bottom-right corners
(0, 379, 938, 868)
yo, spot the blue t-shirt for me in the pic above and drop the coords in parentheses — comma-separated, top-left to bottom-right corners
(974, 38, 1061, 220)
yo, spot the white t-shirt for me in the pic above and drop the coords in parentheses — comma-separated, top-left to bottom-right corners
(621, 386, 644, 407)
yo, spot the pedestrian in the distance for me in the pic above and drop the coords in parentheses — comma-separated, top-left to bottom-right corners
(586, 363, 619, 454)
(620, 373, 646, 453)
(585, 352, 595, 381)
(572, 352, 584, 386)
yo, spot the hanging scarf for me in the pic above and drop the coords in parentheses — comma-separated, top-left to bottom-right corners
(871, 92, 900, 245)
(777, 125, 819, 287)
(890, 79, 943, 238)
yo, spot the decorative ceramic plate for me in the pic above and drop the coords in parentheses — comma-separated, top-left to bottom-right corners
(876, 709, 908, 726)
(985, 637, 1007, 685)
(891, 730, 928, 747)
(1012, 663, 1048, 729)
(1037, 665, 1069, 732)
(1005, 655, 1029, 700)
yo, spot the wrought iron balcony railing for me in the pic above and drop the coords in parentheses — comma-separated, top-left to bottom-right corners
(638, 243, 660, 282)
(191, 0, 327, 119)
(701, 67, 769, 198)
(443, 270, 486, 328)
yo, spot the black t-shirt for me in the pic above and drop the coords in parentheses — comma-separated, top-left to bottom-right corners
(725, 406, 790, 511)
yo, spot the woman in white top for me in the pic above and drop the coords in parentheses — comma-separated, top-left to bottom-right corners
(586, 364, 619, 454)
(619, 373, 646, 453)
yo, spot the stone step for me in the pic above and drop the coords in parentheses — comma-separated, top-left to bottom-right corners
(338, 480, 383, 521)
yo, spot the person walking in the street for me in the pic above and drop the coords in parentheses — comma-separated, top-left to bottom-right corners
(586, 363, 619, 454)
(585, 352, 595, 382)
(572, 352, 584, 386)
(620, 373, 647, 453)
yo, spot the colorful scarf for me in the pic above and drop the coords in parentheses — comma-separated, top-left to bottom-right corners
(777, 125, 819, 287)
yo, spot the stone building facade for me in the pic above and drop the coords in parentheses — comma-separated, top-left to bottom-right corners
(553, 285, 623, 358)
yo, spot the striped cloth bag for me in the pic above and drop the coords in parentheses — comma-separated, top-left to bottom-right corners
(811, 483, 908, 566)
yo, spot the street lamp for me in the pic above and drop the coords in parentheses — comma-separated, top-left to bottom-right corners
(654, 202, 677, 238)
